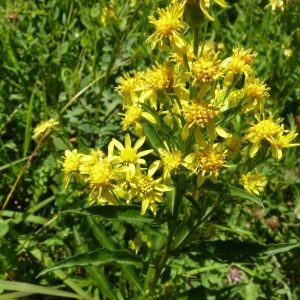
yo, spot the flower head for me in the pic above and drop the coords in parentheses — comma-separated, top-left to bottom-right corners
(60, 149, 83, 187)
(182, 101, 218, 142)
(184, 144, 226, 186)
(243, 114, 286, 158)
(241, 172, 267, 195)
(109, 134, 153, 175)
(100, 1, 117, 28)
(32, 118, 59, 140)
(115, 72, 145, 106)
(227, 267, 243, 284)
(183, 101, 218, 128)
(243, 78, 270, 111)
(271, 130, 299, 159)
(141, 62, 174, 108)
(191, 53, 222, 86)
(157, 143, 184, 181)
(130, 162, 173, 215)
(147, 2, 186, 52)
(224, 134, 241, 159)
(119, 104, 156, 135)
(80, 156, 118, 205)
(222, 48, 257, 80)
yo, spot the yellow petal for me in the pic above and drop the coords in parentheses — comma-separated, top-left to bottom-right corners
(214, 0, 227, 8)
(142, 112, 157, 124)
(182, 123, 190, 141)
(134, 136, 146, 150)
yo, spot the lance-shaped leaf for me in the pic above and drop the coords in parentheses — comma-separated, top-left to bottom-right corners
(62, 205, 156, 225)
(202, 181, 263, 207)
(185, 240, 300, 263)
(141, 122, 165, 153)
(177, 283, 247, 300)
(37, 248, 142, 277)
(0, 280, 92, 299)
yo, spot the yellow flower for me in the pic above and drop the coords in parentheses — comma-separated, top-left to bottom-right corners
(184, 144, 226, 186)
(130, 162, 173, 215)
(226, 89, 244, 107)
(270, 130, 299, 159)
(157, 142, 184, 181)
(265, 0, 284, 11)
(191, 53, 222, 86)
(115, 72, 144, 106)
(243, 114, 285, 158)
(222, 48, 257, 83)
(79, 149, 105, 169)
(60, 149, 82, 188)
(241, 172, 267, 195)
(182, 100, 218, 142)
(108, 133, 153, 175)
(199, 0, 227, 21)
(129, 237, 142, 254)
(243, 78, 270, 112)
(147, 2, 187, 53)
(283, 48, 293, 57)
(100, 1, 117, 28)
(141, 62, 174, 108)
(80, 154, 118, 205)
(119, 104, 156, 135)
(184, 0, 227, 22)
(32, 118, 59, 140)
(183, 101, 218, 127)
(129, 233, 151, 254)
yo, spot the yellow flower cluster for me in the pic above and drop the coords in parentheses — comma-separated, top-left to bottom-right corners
(61, 0, 299, 215)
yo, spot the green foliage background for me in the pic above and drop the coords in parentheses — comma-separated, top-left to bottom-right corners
(0, 0, 300, 299)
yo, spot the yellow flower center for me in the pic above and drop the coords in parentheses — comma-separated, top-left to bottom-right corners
(183, 101, 218, 127)
(250, 120, 283, 140)
(232, 48, 257, 66)
(162, 151, 182, 170)
(241, 172, 266, 195)
(150, 4, 184, 38)
(116, 73, 141, 94)
(138, 176, 155, 194)
(124, 106, 142, 125)
(192, 56, 221, 84)
(196, 148, 225, 173)
(144, 64, 173, 90)
(89, 160, 113, 188)
(120, 147, 138, 163)
(244, 82, 269, 100)
(62, 150, 81, 173)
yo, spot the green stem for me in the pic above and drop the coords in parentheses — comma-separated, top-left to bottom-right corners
(149, 176, 184, 291)
(172, 195, 226, 252)
(200, 19, 209, 57)
(193, 27, 200, 57)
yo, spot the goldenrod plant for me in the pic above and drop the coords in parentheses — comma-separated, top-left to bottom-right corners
(1, 0, 300, 298)
(54, 0, 300, 297)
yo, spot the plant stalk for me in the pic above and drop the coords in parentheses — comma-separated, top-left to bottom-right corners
(149, 176, 184, 291)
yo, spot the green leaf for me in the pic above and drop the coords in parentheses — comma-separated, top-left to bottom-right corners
(73, 227, 118, 300)
(37, 248, 142, 277)
(0, 219, 9, 237)
(86, 217, 144, 294)
(165, 182, 176, 215)
(177, 283, 247, 300)
(0, 280, 89, 299)
(202, 181, 263, 207)
(63, 205, 156, 225)
(141, 123, 165, 152)
(186, 240, 300, 263)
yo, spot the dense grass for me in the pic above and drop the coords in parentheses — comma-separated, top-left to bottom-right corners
(1, 0, 300, 299)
